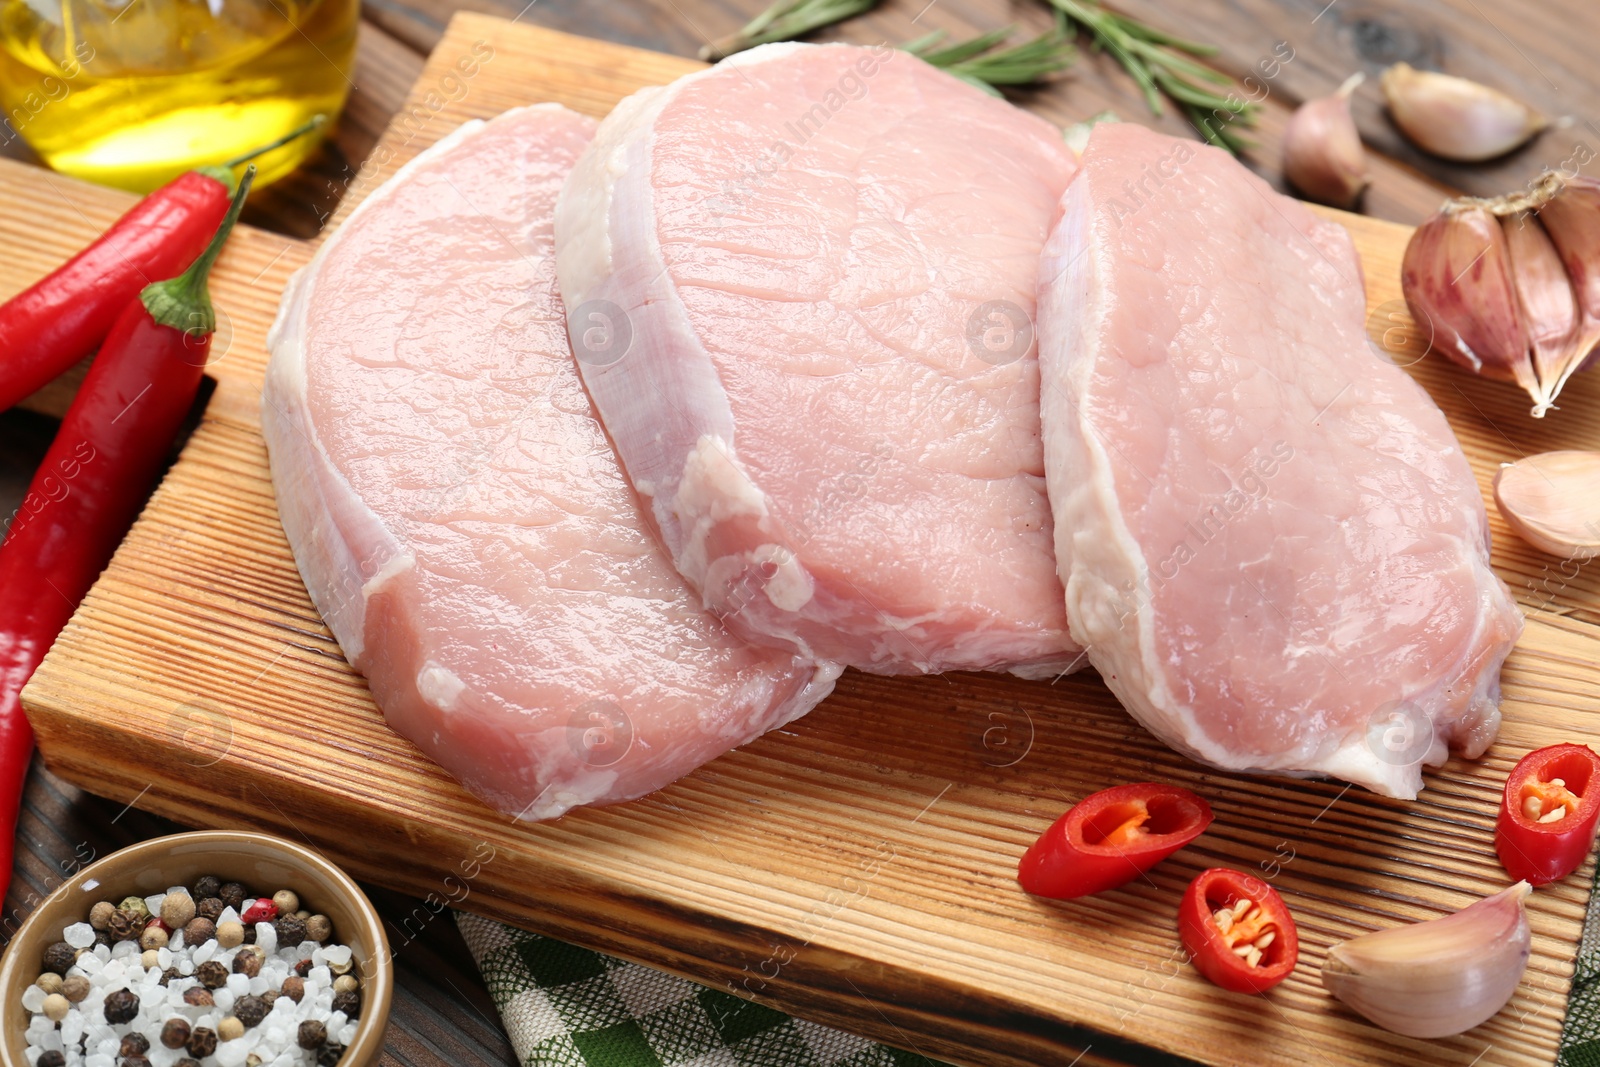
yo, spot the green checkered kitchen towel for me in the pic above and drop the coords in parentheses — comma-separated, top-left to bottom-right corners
(454, 913, 951, 1067)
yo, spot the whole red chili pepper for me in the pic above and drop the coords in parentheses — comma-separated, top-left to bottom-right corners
(0, 169, 254, 903)
(1177, 867, 1298, 994)
(0, 118, 320, 414)
(1496, 742, 1600, 886)
(1018, 782, 1213, 899)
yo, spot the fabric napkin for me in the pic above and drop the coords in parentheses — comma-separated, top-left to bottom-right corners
(453, 913, 952, 1066)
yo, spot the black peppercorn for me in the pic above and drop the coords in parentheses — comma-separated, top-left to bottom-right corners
(120, 1057, 152, 1067)
(235, 993, 269, 1027)
(36, 1054, 65, 1067)
(316, 1045, 345, 1067)
(233, 948, 262, 977)
(120, 1033, 151, 1056)
(186, 1026, 219, 1059)
(196, 960, 229, 988)
(275, 914, 308, 947)
(176, 1060, 202, 1067)
(93, 929, 115, 950)
(331, 989, 360, 1018)
(183, 916, 216, 946)
(41, 940, 76, 975)
(280, 976, 305, 1003)
(107, 908, 144, 942)
(161, 1017, 192, 1049)
(103, 988, 140, 1024)
(182, 987, 214, 1007)
(160, 967, 181, 985)
(196, 897, 224, 922)
(294, 958, 315, 978)
(240, 921, 257, 945)
(261, 989, 279, 1009)
(218, 882, 246, 910)
(297, 1020, 327, 1049)
(192, 875, 221, 899)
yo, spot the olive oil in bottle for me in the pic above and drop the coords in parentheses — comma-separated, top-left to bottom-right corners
(0, 0, 357, 192)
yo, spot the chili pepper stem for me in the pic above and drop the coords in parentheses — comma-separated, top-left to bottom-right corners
(193, 117, 325, 190)
(141, 167, 255, 337)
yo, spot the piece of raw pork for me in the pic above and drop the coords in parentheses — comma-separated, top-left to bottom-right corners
(263, 106, 839, 821)
(556, 43, 1082, 677)
(1038, 122, 1522, 798)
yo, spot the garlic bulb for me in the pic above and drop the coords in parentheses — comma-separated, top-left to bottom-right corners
(1283, 73, 1369, 208)
(1322, 882, 1532, 1039)
(1494, 451, 1600, 558)
(1401, 173, 1600, 416)
(1382, 63, 1546, 161)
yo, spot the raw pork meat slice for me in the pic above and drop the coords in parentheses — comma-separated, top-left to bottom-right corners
(556, 43, 1082, 677)
(1038, 122, 1522, 798)
(263, 105, 839, 821)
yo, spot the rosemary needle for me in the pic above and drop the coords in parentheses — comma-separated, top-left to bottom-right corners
(700, 0, 880, 62)
(903, 25, 1076, 95)
(1049, 0, 1256, 152)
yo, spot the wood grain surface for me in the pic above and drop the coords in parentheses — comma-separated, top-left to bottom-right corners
(5, 15, 1598, 1067)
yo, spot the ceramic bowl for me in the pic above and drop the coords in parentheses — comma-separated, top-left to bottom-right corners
(0, 830, 392, 1066)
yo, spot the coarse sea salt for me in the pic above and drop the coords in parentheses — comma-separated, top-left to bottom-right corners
(23, 882, 365, 1067)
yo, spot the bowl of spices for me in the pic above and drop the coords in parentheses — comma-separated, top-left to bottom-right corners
(0, 830, 392, 1066)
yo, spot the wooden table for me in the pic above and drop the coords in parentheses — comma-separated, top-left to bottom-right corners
(2, 1, 1596, 1065)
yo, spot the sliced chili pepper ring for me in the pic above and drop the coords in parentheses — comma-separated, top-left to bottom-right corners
(1496, 743, 1600, 886)
(1017, 783, 1213, 899)
(1178, 868, 1298, 994)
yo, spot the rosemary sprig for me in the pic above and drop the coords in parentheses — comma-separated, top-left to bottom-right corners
(1048, 0, 1256, 153)
(700, 0, 878, 62)
(903, 25, 1076, 96)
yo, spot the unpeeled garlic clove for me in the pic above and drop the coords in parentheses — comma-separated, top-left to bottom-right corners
(1321, 882, 1532, 1039)
(1502, 210, 1583, 415)
(1283, 73, 1369, 209)
(1401, 203, 1539, 399)
(1494, 451, 1600, 559)
(1381, 62, 1546, 161)
(1532, 175, 1600, 391)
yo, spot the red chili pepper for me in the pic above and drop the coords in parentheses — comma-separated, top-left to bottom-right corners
(0, 170, 254, 903)
(1017, 782, 1213, 898)
(241, 899, 279, 925)
(1496, 743, 1600, 886)
(1178, 868, 1298, 994)
(0, 118, 321, 414)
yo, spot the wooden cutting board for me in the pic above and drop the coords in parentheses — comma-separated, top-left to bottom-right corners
(11, 15, 1600, 1067)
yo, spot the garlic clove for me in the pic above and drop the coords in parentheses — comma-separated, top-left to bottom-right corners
(1532, 175, 1600, 399)
(1494, 451, 1600, 559)
(1401, 204, 1538, 399)
(1381, 63, 1546, 162)
(1502, 211, 1583, 416)
(1283, 72, 1369, 209)
(1321, 882, 1532, 1039)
